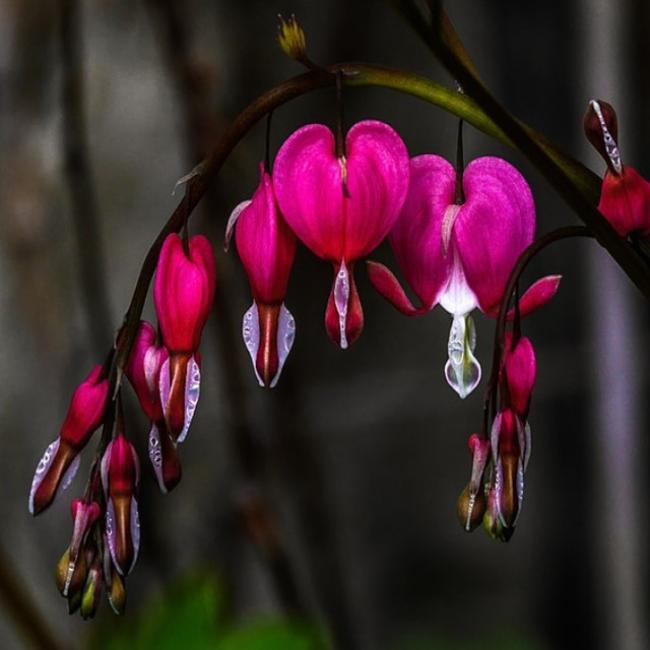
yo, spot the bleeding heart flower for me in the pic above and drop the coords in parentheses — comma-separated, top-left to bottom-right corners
(126, 321, 182, 493)
(368, 154, 559, 398)
(29, 365, 109, 515)
(273, 120, 410, 348)
(585, 99, 650, 237)
(154, 233, 215, 438)
(101, 433, 140, 576)
(226, 164, 297, 387)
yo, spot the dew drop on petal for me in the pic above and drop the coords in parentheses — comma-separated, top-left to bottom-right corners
(242, 302, 263, 386)
(334, 261, 350, 350)
(177, 355, 200, 444)
(28, 438, 60, 514)
(129, 496, 140, 574)
(148, 423, 166, 493)
(60, 453, 81, 492)
(105, 498, 120, 575)
(270, 303, 296, 388)
(444, 313, 481, 398)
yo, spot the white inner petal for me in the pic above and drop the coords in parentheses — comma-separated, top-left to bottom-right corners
(28, 438, 60, 514)
(444, 313, 481, 399)
(242, 302, 263, 386)
(178, 355, 200, 444)
(224, 200, 252, 251)
(439, 247, 478, 316)
(334, 260, 350, 350)
(270, 303, 296, 388)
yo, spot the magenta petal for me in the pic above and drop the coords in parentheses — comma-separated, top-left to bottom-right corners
(504, 336, 536, 417)
(366, 261, 429, 316)
(234, 165, 296, 303)
(273, 120, 410, 261)
(503, 275, 562, 320)
(388, 155, 456, 308)
(454, 157, 535, 314)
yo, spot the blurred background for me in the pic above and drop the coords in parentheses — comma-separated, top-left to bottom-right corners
(0, 1, 649, 648)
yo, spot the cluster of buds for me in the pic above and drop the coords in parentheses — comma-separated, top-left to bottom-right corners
(457, 331, 537, 542)
(29, 230, 215, 617)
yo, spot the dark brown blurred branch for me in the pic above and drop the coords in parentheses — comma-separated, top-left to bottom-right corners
(0, 545, 65, 650)
(60, 0, 112, 355)
(145, 0, 306, 618)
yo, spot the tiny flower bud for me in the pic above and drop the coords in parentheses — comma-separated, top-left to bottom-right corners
(503, 335, 536, 418)
(584, 99, 621, 174)
(55, 548, 87, 599)
(29, 366, 109, 515)
(80, 561, 103, 620)
(107, 569, 127, 615)
(68, 499, 101, 568)
(457, 433, 490, 532)
(482, 487, 513, 542)
(277, 15, 307, 64)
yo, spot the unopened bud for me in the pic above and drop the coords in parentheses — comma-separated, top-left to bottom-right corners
(80, 563, 103, 620)
(456, 484, 486, 532)
(107, 569, 127, 615)
(55, 548, 87, 599)
(277, 15, 307, 64)
(584, 99, 622, 174)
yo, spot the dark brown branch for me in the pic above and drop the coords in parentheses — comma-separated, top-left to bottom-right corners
(393, 0, 650, 300)
(60, 0, 112, 355)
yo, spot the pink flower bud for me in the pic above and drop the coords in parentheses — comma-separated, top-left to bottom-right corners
(101, 434, 140, 576)
(125, 321, 168, 422)
(456, 433, 490, 532)
(598, 166, 650, 237)
(273, 120, 410, 348)
(226, 165, 297, 387)
(29, 365, 109, 515)
(503, 335, 537, 418)
(154, 233, 216, 355)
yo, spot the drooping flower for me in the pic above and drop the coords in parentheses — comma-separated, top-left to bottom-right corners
(226, 164, 297, 387)
(585, 99, 650, 237)
(368, 154, 559, 397)
(29, 365, 109, 515)
(154, 233, 215, 439)
(126, 321, 182, 493)
(101, 432, 140, 576)
(273, 120, 410, 348)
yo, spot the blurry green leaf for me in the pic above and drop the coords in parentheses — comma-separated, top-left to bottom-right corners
(217, 619, 322, 650)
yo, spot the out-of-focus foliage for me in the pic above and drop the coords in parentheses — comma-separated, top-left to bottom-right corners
(394, 631, 545, 650)
(91, 573, 322, 650)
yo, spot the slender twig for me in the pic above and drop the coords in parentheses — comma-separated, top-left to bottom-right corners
(145, 0, 306, 617)
(60, 0, 112, 355)
(392, 0, 650, 300)
(0, 545, 65, 650)
(482, 226, 594, 431)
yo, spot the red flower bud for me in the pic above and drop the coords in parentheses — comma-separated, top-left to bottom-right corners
(101, 434, 140, 575)
(29, 365, 108, 515)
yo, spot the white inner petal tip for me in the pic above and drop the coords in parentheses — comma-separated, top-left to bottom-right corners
(225, 200, 252, 251)
(242, 302, 263, 386)
(590, 100, 622, 174)
(270, 303, 296, 388)
(334, 261, 350, 349)
(444, 314, 481, 398)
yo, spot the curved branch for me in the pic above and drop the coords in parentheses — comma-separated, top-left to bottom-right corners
(113, 61, 605, 376)
(483, 226, 595, 428)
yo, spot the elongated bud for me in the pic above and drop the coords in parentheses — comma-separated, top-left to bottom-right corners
(489, 410, 530, 538)
(103, 533, 127, 614)
(55, 547, 88, 599)
(228, 166, 297, 387)
(148, 421, 182, 493)
(154, 233, 216, 355)
(101, 434, 140, 575)
(503, 335, 536, 418)
(483, 486, 512, 542)
(80, 561, 103, 620)
(277, 15, 307, 64)
(584, 99, 621, 174)
(29, 365, 109, 515)
(457, 433, 489, 532)
(69, 498, 101, 566)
